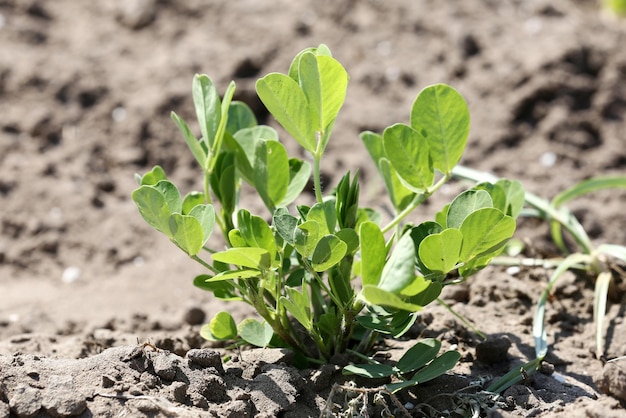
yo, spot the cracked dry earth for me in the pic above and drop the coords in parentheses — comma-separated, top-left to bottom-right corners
(2, 0, 626, 417)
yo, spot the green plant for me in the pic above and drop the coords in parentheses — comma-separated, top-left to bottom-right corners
(131, 45, 521, 369)
(343, 338, 461, 393)
(453, 166, 626, 392)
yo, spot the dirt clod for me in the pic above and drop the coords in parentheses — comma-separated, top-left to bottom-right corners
(476, 336, 512, 365)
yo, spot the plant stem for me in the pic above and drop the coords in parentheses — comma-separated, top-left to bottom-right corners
(191, 255, 219, 274)
(313, 152, 323, 203)
(381, 175, 450, 234)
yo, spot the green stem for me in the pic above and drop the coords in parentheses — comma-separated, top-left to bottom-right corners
(191, 255, 219, 274)
(381, 174, 450, 234)
(436, 297, 486, 340)
(313, 152, 323, 203)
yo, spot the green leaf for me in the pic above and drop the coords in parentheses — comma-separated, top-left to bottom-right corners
(171, 112, 207, 169)
(406, 280, 442, 306)
(383, 123, 433, 192)
(336, 228, 359, 255)
(380, 158, 416, 211)
(193, 275, 240, 300)
(230, 126, 279, 183)
(410, 222, 445, 275)
(207, 269, 262, 282)
(495, 179, 525, 218)
(335, 172, 360, 230)
(396, 338, 441, 373)
(203, 311, 237, 341)
(273, 208, 299, 245)
(153, 180, 182, 214)
(212, 247, 272, 271)
(307, 201, 337, 236)
(379, 232, 417, 294)
(280, 158, 312, 207)
(181, 191, 205, 215)
(387, 350, 461, 393)
(459, 208, 516, 262)
(132, 185, 174, 238)
(294, 220, 321, 257)
(418, 228, 463, 274)
(360, 286, 423, 312)
(226, 100, 257, 135)
(288, 44, 333, 81)
(228, 229, 247, 248)
(410, 84, 469, 174)
(188, 204, 215, 246)
(168, 213, 205, 256)
(298, 53, 348, 135)
(360, 222, 386, 286)
(238, 318, 274, 348)
(298, 52, 323, 132)
(446, 189, 493, 229)
(361, 131, 385, 165)
(139, 165, 167, 186)
(435, 204, 449, 228)
(256, 73, 316, 153)
(311, 235, 347, 271)
(362, 129, 415, 210)
(343, 363, 395, 379)
(280, 286, 312, 330)
(254, 139, 290, 211)
(316, 55, 348, 133)
(193, 74, 221, 149)
(237, 209, 277, 262)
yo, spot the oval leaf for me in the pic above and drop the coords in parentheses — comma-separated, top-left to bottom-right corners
(212, 247, 272, 271)
(206, 311, 237, 341)
(411, 84, 469, 174)
(256, 73, 315, 152)
(418, 228, 463, 274)
(396, 338, 441, 373)
(168, 213, 204, 256)
(360, 222, 386, 286)
(238, 318, 274, 348)
(311, 235, 347, 271)
(254, 139, 290, 211)
(459, 208, 516, 262)
(383, 123, 433, 192)
(379, 232, 417, 294)
(360, 286, 424, 312)
(446, 189, 493, 229)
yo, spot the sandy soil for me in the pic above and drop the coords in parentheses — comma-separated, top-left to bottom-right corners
(1, 0, 626, 416)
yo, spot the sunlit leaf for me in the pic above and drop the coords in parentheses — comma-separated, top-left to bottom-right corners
(238, 318, 274, 348)
(256, 73, 315, 152)
(311, 235, 347, 271)
(383, 123, 433, 192)
(212, 247, 272, 271)
(410, 84, 469, 174)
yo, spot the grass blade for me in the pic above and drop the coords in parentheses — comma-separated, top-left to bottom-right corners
(533, 253, 593, 358)
(552, 176, 626, 208)
(594, 272, 612, 359)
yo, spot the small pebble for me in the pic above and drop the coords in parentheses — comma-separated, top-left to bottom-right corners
(111, 106, 127, 122)
(62, 267, 81, 284)
(540, 151, 557, 167)
(183, 307, 205, 326)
